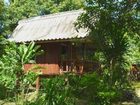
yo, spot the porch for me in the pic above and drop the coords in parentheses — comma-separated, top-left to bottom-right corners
(24, 41, 99, 89)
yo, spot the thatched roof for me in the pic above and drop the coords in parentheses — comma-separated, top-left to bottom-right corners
(10, 10, 87, 42)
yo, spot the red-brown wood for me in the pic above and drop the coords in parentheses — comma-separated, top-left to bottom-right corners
(24, 64, 60, 75)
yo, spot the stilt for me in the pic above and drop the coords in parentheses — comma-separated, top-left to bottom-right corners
(36, 76, 40, 90)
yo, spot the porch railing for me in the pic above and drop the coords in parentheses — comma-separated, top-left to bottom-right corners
(24, 60, 99, 75)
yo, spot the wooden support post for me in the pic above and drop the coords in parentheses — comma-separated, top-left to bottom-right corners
(70, 43, 72, 72)
(36, 76, 40, 90)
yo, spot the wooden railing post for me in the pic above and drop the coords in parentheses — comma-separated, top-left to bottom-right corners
(36, 76, 40, 90)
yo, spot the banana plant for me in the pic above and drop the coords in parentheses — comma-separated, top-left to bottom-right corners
(16, 42, 42, 66)
(0, 41, 43, 104)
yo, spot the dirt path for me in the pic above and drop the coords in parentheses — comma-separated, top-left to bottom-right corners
(135, 88, 140, 98)
(134, 88, 140, 104)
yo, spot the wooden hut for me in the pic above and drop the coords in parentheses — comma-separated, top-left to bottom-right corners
(10, 10, 99, 89)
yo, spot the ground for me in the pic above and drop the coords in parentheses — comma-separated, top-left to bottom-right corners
(0, 82, 140, 105)
(120, 82, 140, 105)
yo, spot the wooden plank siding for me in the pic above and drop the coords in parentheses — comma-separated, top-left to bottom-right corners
(24, 41, 99, 74)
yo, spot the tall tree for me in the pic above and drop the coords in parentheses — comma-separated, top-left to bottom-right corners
(0, 0, 6, 56)
(0, 0, 3, 13)
(76, 0, 140, 85)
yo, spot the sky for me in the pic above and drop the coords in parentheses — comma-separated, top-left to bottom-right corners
(4, 0, 9, 3)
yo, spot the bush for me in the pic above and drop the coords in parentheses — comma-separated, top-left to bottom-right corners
(0, 85, 7, 99)
(34, 73, 77, 105)
(27, 72, 131, 105)
(0, 85, 14, 100)
(76, 72, 126, 105)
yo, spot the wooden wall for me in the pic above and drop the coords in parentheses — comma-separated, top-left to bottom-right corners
(24, 41, 99, 75)
(24, 42, 71, 75)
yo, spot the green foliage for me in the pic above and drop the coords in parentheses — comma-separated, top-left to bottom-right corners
(0, 43, 18, 89)
(0, 84, 14, 99)
(0, 36, 7, 56)
(76, 0, 140, 85)
(74, 1, 140, 104)
(15, 42, 42, 65)
(0, 0, 3, 14)
(58, 0, 83, 12)
(0, 42, 41, 103)
(0, 1, 5, 55)
(28, 73, 80, 105)
(37, 74, 77, 105)
(76, 72, 122, 105)
(27, 73, 128, 105)
(127, 35, 140, 64)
